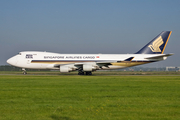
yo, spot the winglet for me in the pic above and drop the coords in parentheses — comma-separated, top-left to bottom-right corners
(136, 31, 172, 54)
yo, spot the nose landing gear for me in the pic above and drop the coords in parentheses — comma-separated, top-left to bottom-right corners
(22, 68, 27, 75)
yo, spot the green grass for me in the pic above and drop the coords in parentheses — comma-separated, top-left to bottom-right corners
(1, 70, 180, 75)
(0, 75, 180, 120)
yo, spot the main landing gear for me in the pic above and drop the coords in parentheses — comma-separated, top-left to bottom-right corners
(22, 68, 27, 75)
(78, 68, 92, 75)
(78, 71, 92, 75)
(85, 71, 92, 75)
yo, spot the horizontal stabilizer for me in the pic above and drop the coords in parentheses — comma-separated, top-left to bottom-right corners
(145, 53, 174, 59)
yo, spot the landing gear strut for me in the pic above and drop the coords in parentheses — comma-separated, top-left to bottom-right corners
(78, 68, 84, 75)
(22, 68, 27, 75)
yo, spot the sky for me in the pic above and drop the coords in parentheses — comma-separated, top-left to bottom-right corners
(0, 0, 180, 67)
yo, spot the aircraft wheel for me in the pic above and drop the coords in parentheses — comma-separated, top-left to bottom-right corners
(23, 71, 27, 75)
(85, 72, 92, 75)
(78, 71, 84, 75)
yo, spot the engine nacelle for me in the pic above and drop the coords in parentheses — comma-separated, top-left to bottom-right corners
(83, 64, 96, 71)
(60, 66, 72, 73)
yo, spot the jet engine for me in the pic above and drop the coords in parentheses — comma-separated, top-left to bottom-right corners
(60, 66, 72, 73)
(83, 64, 96, 71)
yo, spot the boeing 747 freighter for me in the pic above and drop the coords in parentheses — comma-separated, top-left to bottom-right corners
(7, 31, 173, 75)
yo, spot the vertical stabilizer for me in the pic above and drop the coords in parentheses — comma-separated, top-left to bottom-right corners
(136, 31, 172, 54)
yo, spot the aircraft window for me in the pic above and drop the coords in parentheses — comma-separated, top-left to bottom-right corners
(18, 53, 21, 55)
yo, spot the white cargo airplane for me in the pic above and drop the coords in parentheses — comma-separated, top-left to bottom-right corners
(7, 31, 173, 75)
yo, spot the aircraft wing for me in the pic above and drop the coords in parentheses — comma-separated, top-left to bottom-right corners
(73, 61, 116, 67)
(72, 57, 135, 66)
(54, 57, 135, 67)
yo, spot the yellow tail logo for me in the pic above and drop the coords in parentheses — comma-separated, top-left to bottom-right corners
(148, 36, 164, 52)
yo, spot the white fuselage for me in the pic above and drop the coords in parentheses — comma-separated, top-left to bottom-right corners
(7, 51, 166, 71)
(6, 31, 173, 74)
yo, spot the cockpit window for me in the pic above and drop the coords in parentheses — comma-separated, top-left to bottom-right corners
(18, 53, 21, 55)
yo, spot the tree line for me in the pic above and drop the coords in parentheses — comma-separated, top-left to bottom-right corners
(0, 65, 49, 71)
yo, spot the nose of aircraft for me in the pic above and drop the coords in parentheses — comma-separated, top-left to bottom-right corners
(7, 57, 17, 66)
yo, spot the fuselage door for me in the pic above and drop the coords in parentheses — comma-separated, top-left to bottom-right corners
(26, 54, 33, 64)
(27, 60, 31, 64)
